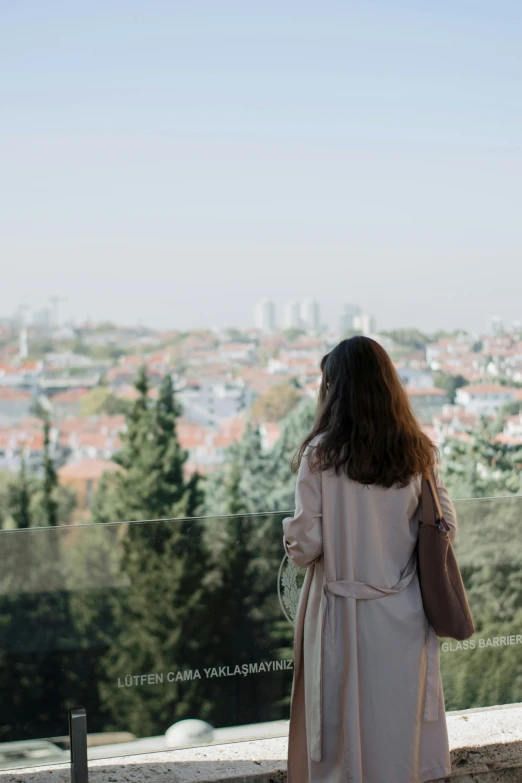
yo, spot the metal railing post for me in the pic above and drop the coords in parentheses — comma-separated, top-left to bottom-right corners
(68, 707, 88, 783)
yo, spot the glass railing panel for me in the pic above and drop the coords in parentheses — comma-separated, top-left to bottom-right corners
(0, 512, 294, 769)
(0, 496, 521, 770)
(441, 496, 522, 712)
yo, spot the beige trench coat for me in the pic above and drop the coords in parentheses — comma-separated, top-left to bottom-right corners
(283, 453, 456, 783)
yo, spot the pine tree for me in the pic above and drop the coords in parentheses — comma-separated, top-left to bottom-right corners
(202, 422, 272, 517)
(201, 408, 317, 725)
(265, 398, 316, 511)
(203, 452, 279, 726)
(442, 417, 522, 499)
(8, 456, 32, 529)
(42, 417, 58, 527)
(93, 368, 213, 736)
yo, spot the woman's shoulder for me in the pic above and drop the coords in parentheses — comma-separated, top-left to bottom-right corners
(308, 433, 325, 448)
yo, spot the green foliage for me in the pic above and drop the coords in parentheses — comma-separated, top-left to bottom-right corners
(1, 459, 76, 531)
(265, 398, 316, 511)
(441, 419, 522, 499)
(91, 368, 214, 735)
(0, 471, 13, 530)
(7, 458, 32, 529)
(202, 423, 272, 517)
(30, 396, 51, 420)
(80, 387, 130, 416)
(433, 372, 468, 404)
(93, 369, 199, 525)
(251, 382, 302, 422)
(202, 399, 316, 517)
(98, 517, 213, 735)
(283, 328, 306, 342)
(41, 418, 58, 527)
(498, 402, 522, 418)
(440, 496, 522, 711)
(379, 328, 430, 350)
(27, 339, 54, 359)
(224, 328, 252, 344)
(31, 483, 77, 528)
(429, 329, 469, 342)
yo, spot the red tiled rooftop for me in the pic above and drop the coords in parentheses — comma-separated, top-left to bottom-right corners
(0, 387, 32, 401)
(73, 432, 115, 450)
(407, 387, 448, 397)
(20, 360, 43, 372)
(58, 458, 121, 481)
(52, 388, 89, 404)
(458, 384, 517, 395)
(494, 433, 522, 446)
(177, 420, 210, 450)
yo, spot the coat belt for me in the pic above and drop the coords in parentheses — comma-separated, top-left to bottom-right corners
(322, 556, 439, 725)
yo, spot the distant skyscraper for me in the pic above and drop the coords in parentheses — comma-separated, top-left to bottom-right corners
(490, 316, 503, 335)
(353, 313, 376, 336)
(19, 326, 28, 359)
(339, 303, 362, 333)
(284, 300, 302, 330)
(300, 300, 320, 333)
(254, 298, 276, 332)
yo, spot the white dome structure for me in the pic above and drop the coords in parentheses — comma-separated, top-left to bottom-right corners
(165, 719, 214, 748)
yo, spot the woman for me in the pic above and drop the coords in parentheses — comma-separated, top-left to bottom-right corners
(283, 336, 455, 783)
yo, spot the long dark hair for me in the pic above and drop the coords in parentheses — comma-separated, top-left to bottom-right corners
(293, 336, 436, 487)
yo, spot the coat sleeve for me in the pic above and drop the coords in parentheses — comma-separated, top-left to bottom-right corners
(282, 451, 323, 568)
(433, 463, 458, 542)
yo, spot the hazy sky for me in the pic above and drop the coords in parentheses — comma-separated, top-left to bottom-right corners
(2, 1, 522, 333)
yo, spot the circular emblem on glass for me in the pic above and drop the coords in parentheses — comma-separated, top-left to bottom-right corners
(277, 555, 306, 627)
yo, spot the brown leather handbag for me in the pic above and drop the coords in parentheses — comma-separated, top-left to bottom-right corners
(417, 471, 475, 640)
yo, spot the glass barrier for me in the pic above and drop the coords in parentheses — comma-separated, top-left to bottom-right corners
(0, 512, 294, 769)
(0, 496, 521, 769)
(440, 496, 522, 711)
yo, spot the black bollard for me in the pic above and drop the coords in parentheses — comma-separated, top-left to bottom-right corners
(68, 707, 88, 783)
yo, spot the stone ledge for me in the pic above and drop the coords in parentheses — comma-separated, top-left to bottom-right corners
(1, 704, 522, 782)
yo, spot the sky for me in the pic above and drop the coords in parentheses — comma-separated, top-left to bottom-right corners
(2, 0, 522, 334)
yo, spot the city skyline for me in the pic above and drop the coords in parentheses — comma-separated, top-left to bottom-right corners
(3, 296, 521, 339)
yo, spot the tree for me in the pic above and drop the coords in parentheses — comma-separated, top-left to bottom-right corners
(92, 369, 189, 524)
(283, 328, 306, 343)
(441, 418, 522, 499)
(92, 368, 213, 736)
(264, 398, 316, 511)
(201, 400, 317, 721)
(379, 328, 430, 350)
(251, 382, 303, 422)
(80, 387, 130, 417)
(433, 372, 468, 404)
(204, 458, 275, 724)
(202, 422, 272, 517)
(7, 457, 32, 529)
(42, 417, 58, 527)
(439, 495, 522, 712)
(0, 471, 13, 530)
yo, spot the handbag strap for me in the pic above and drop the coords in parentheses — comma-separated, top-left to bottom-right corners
(421, 469, 444, 527)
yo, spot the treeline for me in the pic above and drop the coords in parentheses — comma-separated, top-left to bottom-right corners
(0, 417, 76, 530)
